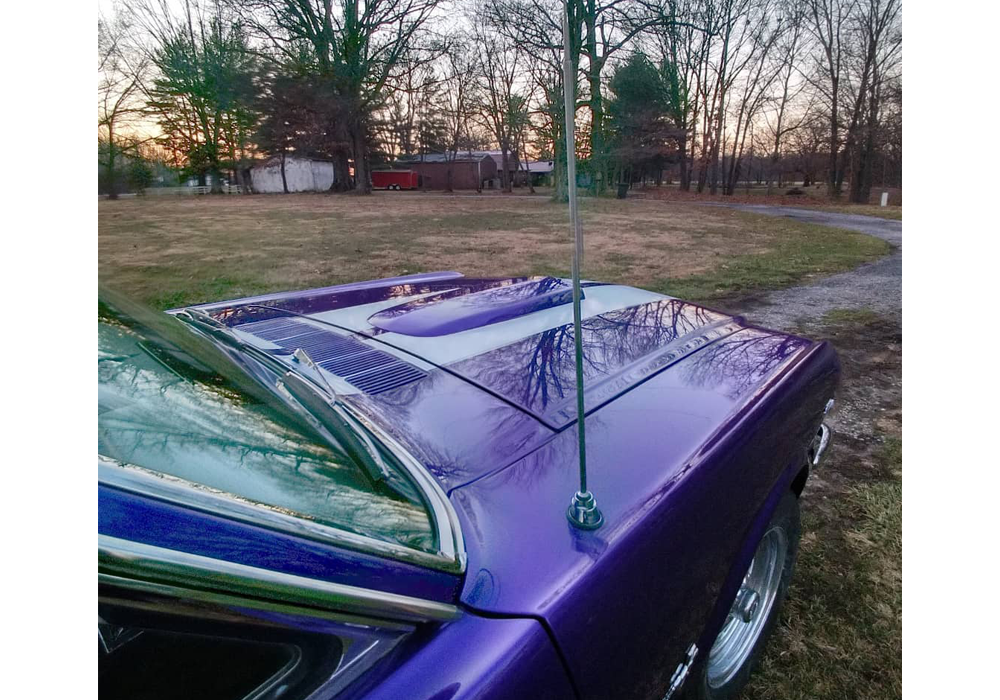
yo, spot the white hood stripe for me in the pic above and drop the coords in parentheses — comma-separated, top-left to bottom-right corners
(308, 285, 668, 367)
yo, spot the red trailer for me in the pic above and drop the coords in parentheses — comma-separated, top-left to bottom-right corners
(371, 170, 419, 190)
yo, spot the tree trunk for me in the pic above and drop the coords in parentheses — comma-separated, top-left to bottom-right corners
(105, 121, 119, 200)
(329, 152, 351, 192)
(849, 77, 881, 204)
(280, 151, 288, 194)
(522, 140, 535, 194)
(827, 76, 841, 198)
(585, 7, 605, 196)
(351, 124, 371, 194)
(210, 165, 223, 194)
(677, 132, 689, 191)
(553, 131, 567, 203)
(236, 166, 249, 194)
(501, 147, 512, 193)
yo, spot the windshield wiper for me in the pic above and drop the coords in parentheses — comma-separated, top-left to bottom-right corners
(276, 371, 393, 486)
(175, 308, 249, 349)
(175, 308, 394, 489)
(175, 308, 296, 370)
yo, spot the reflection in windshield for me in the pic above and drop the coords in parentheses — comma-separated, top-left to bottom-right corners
(98, 320, 434, 553)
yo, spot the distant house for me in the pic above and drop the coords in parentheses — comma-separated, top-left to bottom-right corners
(480, 150, 518, 182)
(479, 150, 540, 186)
(250, 156, 337, 193)
(396, 152, 498, 190)
(526, 160, 554, 186)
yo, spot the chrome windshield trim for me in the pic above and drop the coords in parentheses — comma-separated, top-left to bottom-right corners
(346, 411, 467, 574)
(99, 457, 465, 575)
(99, 535, 461, 624)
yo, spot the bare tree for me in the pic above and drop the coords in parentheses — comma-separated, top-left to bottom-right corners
(440, 43, 479, 191)
(510, 93, 536, 193)
(645, 0, 706, 191)
(722, 0, 784, 195)
(485, 0, 575, 199)
(805, 0, 855, 197)
(375, 60, 438, 159)
(844, 0, 901, 202)
(763, 0, 810, 192)
(98, 9, 149, 199)
(238, 0, 443, 194)
(472, 7, 522, 193)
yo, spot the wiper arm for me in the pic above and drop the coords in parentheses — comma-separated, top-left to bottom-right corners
(277, 371, 393, 487)
(292, 348, 337, 396)
(175, 309, 294, 367)
(175, 309, 246, 349)
(176, 309, 394, 488)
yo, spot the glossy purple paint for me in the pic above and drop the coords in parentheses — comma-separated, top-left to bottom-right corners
(339, 614, 577, 700)
(191, 271, 468, 312)
(103, 274, 840, 700)
(98, 484, 462, 603)
(451, 332, 836, 699)
(343, 368, 553, 493)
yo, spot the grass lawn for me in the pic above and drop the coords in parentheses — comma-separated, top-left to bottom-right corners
(750, 446, 901, 700)
(635, 183, 903, 221)
(797, 204, 902, 221)
(746, 311, 902, 700)
(99, 192, 890, 309)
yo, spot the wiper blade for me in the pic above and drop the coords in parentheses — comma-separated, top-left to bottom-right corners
(175, 308, 243, 348)
(172, 310, 241, 362)
(277, 371, 392, 486)
(175, 309, 294, 364)
(176, 309, 394, 488)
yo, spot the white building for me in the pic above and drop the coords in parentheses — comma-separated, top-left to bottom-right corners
(250, 156, 336, 193)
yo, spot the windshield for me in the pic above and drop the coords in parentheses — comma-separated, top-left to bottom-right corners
(97, 292, 435, 554)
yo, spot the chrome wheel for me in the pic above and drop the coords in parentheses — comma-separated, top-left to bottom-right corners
(706, 526, 788, 689)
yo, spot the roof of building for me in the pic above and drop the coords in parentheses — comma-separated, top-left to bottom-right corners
(396, 152, 495, 165)
(527, 160, 555, 174)
(396, 150, 545, 170)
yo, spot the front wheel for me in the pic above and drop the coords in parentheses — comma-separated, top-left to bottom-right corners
(689, 490, 801, 700)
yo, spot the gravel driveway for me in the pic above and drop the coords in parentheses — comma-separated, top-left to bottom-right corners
(722, 205, 902, 330)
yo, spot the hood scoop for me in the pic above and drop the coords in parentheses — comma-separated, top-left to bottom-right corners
(368, 277, 581, 337)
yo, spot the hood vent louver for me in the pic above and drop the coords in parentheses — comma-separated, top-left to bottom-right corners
(234, 318, 426, 395)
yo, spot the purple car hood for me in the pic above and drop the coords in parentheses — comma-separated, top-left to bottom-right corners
(189, 272, 802, 492)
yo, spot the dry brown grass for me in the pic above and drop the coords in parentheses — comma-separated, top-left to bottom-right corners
(99, 192, 888, 309)
(635, 183, 903, 210)
(799, 204, 902, 221)
(746, 312, 902, 700)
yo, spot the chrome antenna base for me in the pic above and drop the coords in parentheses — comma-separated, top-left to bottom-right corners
(567, 490, 604, 530)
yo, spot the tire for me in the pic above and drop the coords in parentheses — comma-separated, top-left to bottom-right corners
(687, 490, 801, 700)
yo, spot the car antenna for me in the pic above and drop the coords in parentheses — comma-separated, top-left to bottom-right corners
(562, 2, 603, 530)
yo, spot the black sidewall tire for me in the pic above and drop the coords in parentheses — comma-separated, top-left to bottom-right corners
(687, 490, 801, 700)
